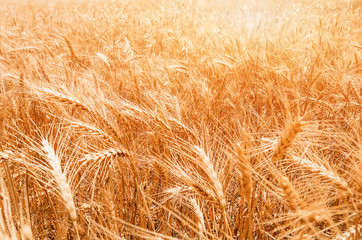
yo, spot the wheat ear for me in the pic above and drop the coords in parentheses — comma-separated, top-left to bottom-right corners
(235, 143, 252, 203)
(279, 176, 306, 212)
(194, 146, 226, 210)
(278, 176, 324, 226)
(37, 87, 90, 112)
(189, 198, 206, 238)
(41, 139, 80, 240)
(64, 37, 79, 62)
(69, 121, 115, 143)
(82, 147, 129, 162)
(194, 146, 232, 236)
(271, 119, 303, 164)
(37, 87, 121, 141)
(291, 156, 349, 191)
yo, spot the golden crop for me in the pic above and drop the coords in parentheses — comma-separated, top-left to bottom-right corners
(0, 0, 361, 239)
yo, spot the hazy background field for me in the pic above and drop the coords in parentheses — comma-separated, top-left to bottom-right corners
(0, 0, 361, 239)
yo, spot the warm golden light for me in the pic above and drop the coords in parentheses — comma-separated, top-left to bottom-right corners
(0, 0, 360, 239)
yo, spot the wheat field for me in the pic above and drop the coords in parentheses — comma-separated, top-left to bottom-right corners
(0, 0, 361, 239)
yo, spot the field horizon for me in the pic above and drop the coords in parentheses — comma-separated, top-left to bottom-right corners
(0, 0, 361, 239)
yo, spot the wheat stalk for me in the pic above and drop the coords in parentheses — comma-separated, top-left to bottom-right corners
(0, 172, 17, 240)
